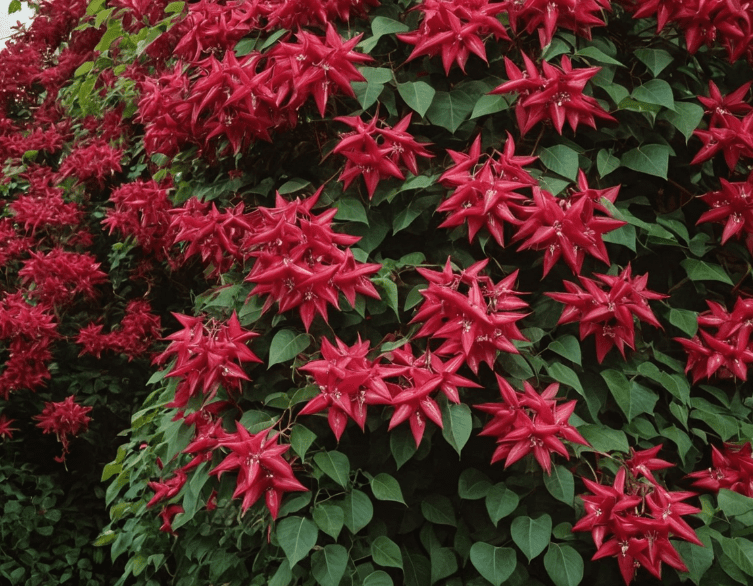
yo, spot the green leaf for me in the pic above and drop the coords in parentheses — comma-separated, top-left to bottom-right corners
(511, 514, 552, 562)
(371, 536, 403, 569)
(543, 465, 575, 507)
(290, 425, 316, 461)
(363, 571, 394, 586)
(393, 195, 436, 235)
(335, 198, 369, 225)
(575, 46, 624, 66)
(674, 538, 714, 585)
(339, 490, 373, 534)
(602, 223, 636, 252)
(390, 425, 418, 469)
(441, 402, 472, 456)
(276, 516, 319, 568)
(374, 277, 399, 318)
(632, 79, 675, 110)
(268, 329, 310, 367)
(681, 259, 734, 285)
(421, 494, 457, 527)
(634, 48, 674, 77)
(469, 543, 516, 586)
(662, 425, 693, 465)
(546, 363, 584, 395)
(602, 370, 658, 420)
(578, 424, 629, 453)
(312, 544, 348, 586)
(486, 483, 519, 525)
(718, 489, 753, 518)
(470, 94, 509, 119)
(269, 562, 293, 586)
(426, 90, 475, 133)
(458, 468, 492, 500)
(164, 1, 184, 13)
(543, 543, 584, 586)
(313, 451, 350, 487)
(74, 61, 94, 77)
(620, 144, 671, 179)
(95, 19, 123, 52)
(596, 149, 620, 178)
(93, 530, 117, 547)
(9, 0, 23, 13)
(430, 548, 458, 585)
(721, 537, 753, 577)
(313, 504, 344, 540)
(398, 81, 436, 118)
(538, 144, 579, 180)
(547, 335, 582, 365)
(403, 551, 431, 586)
(669, 308, 698, 336)
(359, 16, 409, 53)
(371, 473, 406, 505)
(662, 102, 705, 142)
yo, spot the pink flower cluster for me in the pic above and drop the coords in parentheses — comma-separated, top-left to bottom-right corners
(476, 375, 589, 473)
(574, 446, 701, 585)
(675, 297, 753, 381)
(688, 442, 753, 496)
(34, 395, 93, 463)
(76, 300, 162, 360)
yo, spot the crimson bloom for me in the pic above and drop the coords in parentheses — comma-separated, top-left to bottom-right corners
(688, 442, 753, 497)
(476, 375, 589, 473)
(210, 423, 307, 519)
(506, 0, 611, 48)
(696, 173, 753, 254)
(547, 264, 666, 362)
(34, 395, 93, 463)
(0, 414, 17, 439)
(492, 53, 616, 136)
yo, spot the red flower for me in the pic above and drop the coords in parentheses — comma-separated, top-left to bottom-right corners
(34, 395, 93, 462)
(437, 132, 536, 246)
(492, 53, 616, 136)
(506, 0, 611, 48)
(688, 442, 753, 497)
(154, 311, 261, 409)
(696, 173, 753, 253)
(18, 248, 108, 306)
(411, 258, 529, 373)
(158, 505, 184, 535)
(298, 335, 391, 440)
(0, 414, 18, 439)
(547, 264, 666, 362)
(397, 0, 509, 74)
(675, 297, 753, 381)
(476, 375, 589, 473)
(210, 423, 307, 519)
(243, 189, 381, 331)
(512, 185, 625, 277)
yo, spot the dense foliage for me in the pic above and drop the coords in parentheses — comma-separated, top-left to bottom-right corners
(3, 0, 753, 585)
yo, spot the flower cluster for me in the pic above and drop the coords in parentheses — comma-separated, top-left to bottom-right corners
(507, 0, 611, 48)
(334, 113, 434, 197)
(76, 300, 162, 360)
(675, 297, 753, 381)
(573, 447, 701, 585)
(154, 312, 261, 408)
(437, 132, 536, 246)
(397, 0, 508, 75)
(18, 248, 108, 306)
(688, 442, 753, 496)
(547, 264, 666, 362)
(692, 81, 753, 170)
(513, 176, 624, 277)
(298, 337, 479, 445)
(0, 414, 18, 440)
(476, 375, 589, 473)
(492, 54, 616, 136)
(411, 258, 528, 374)
(210, 423, 307, 519)
(624, 0, 753, 63)
(696, 175, 753, 254)
(243, 189, 381, 331)
(33, 395, 93, 463)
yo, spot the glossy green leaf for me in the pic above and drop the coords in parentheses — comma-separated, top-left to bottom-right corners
(426, 90, 475, 133)
(575, 46, 624, 66)
(470, 94, 509, 118)
(313, 450, 350, 487)
(335, 198, 369, 225)
(313, 504, 344, 540)
(360, 16, 410, 52)
(543, 465, 575, 506)
(681, 259, 734, 285)
(547, 335, 582, 365)
(546, 363, 585, 395)
(544, 543, 584, 586)
(339, 490, 373, 534)
(634, 47, 673, 76)
(421, 494, 457, 527)
(403, 551, 431, 586)
(620, 144, 671, 179)
(312, 544, 348, 586)
(538, 144, 579, 180)
(596, 149, 620, 177)
(276, 516, 318, 568)
(578, 424, 629, 453)
(371, 473, 406, 505)
(363, 571, 394, 586)
(290, 425, 316, 461)
(632, 79, 675, 110)
(268, 329, 310, 367)
(441, 402, 472, 456)
(469, 543, 516, 586)
(390, 425, 418, 469)
(669, 308, 698, 337)
(511, 514, 552, 562)
(486, 483, 519, 525)
(458, 468, 492, 500)
(371, 536, 403, 569)
(602, 369, 658, 420)
(662, 102, 704, 142)
(398, 81, 436, 118)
